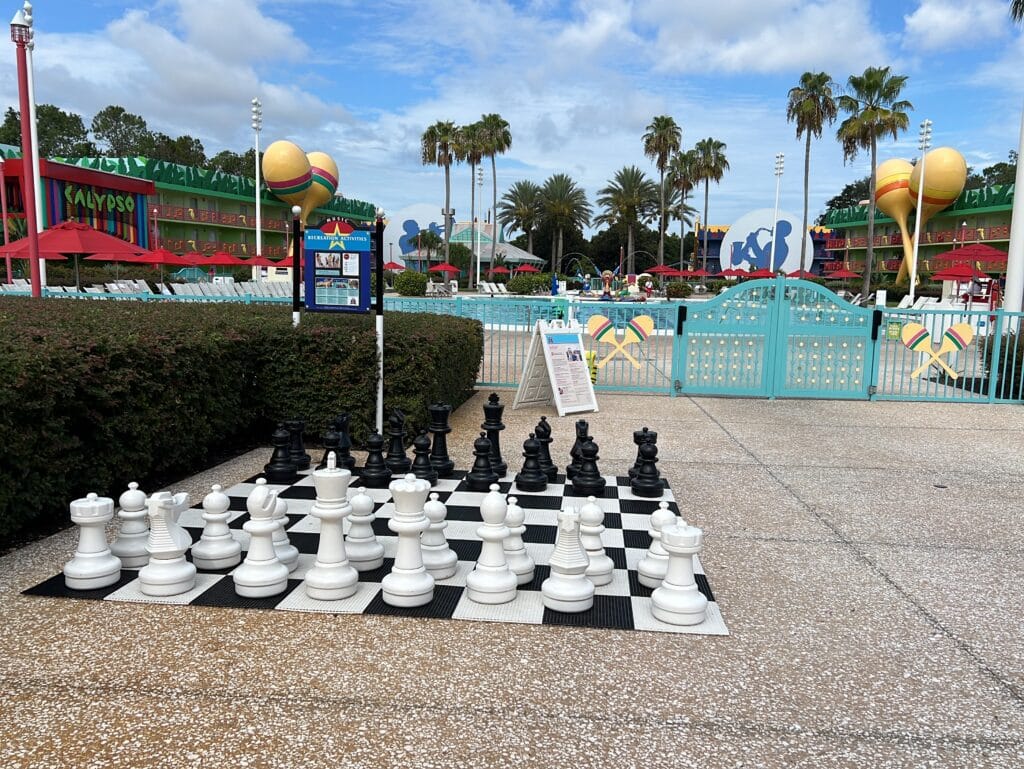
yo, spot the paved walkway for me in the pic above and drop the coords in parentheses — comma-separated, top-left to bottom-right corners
(2, 394, 1023, 768)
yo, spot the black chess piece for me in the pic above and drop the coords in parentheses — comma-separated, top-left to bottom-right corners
(385, 408, 411, 474)
(572, 439, 607, 497)
(630, 440, 663, 498)
(481, 392, 507, 478)
(333, 413, 356, 471)
(317, 426, 341, 470)
(628, 427, 657, 479)
(427, 403, 455, 477)
(514, 433, 547, 492)
(534, 416, 557, 483)
(285, 419, 311, 471)
(410, 430, 438, 486)
(359, 430, 392, 489)
(466, 432, 499, 492)
(566, 419, 591, 480)
(264, 424, 298, 484)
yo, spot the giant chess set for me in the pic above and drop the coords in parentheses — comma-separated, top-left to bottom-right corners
(25, 395, 728, 636)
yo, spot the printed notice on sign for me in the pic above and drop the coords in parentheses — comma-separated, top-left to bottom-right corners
(543, 332, 598, 414)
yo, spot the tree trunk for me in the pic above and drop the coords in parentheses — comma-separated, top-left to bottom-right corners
(801, 131, 811, 273)
(551, 231, 557, 271)
(679, 212, 685, 271)
(862, 139, 876, 298)
(702, 180, 710, 272)
(627, 226, 635, 274)
(527, 228, 533, 255)
(443, 162, 451, 262)
(658, 167, 665, 265)
(469, 161, 476, 289)
(490, 155, 498, 271)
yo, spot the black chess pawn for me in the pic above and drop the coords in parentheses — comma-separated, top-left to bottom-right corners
(333, 412, 356, 471)
(264, 424, 298, 484)
(410, 430, 438, 486)
(359, 430, 392, 489)
(466, 432, 500, 492)
(317, 426, 341, 470)
(482, 392, 507, 478)
(572, 439, 607, 497)
(629, 427, 657, 479)
(514, 433, 547, 493)
(566, 419, 591, 480)
(385, 408, 411, 474)
(630, 440, 663, 498)
(427, 403, 455, 477)
(534, 416, 558, 483)
(285, 419, 311, 471)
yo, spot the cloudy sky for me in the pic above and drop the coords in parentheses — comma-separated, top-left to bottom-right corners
(1, 0, 1023, 232)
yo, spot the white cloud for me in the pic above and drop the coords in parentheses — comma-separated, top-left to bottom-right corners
(902, 0, 1008, 52)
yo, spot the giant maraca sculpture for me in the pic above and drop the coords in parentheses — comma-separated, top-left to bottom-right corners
(873, 158, 915, 285)
(898, 147, 967, 286)
(262, 140, 312, 209)
(300, 151, 340, 224)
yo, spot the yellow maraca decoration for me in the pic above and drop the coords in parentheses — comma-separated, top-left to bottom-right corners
(899, 147, 967, 285)
(262, 140, 312, 210)
(873, 158, 914, 285)
(299, 151, 340, 224)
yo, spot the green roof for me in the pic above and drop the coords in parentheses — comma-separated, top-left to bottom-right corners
(825, 183, 1014, 228)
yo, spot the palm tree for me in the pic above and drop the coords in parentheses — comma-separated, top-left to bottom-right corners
(836, 65, 913, 296)
(595, 166, 658, 274)
(692, 138, 730, 271)
(416, 229, 443, 268)
(478, 113, 512, 272)
(667, 149, 699, 268)
(787, 72, 838, 274)
(455, 121, 484, 287)
(498, 180, 543, 254)
(642, 116, 682, 265)
(1013, 1, 1024, 21)
(540, 173, 591, 272)
(420, 120, 459, 261)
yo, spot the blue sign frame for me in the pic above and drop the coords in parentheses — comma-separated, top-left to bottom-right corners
(303, 227, 372, 313)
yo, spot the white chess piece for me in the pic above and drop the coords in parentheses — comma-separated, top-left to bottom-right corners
(272, 495, 299, 573)
(346, 486, 384, 571)
(64, 493, 122, 590)
(580, 495, 613, 586)
(503, 496, 535, 585)
(421, 492, 457, 580)
(652, 522, 709, 626)
(637, 501, 678, 589)
(466, 484, 518, 604)
(381, 473, 434, 607)
(146, 491, 192, 553)
(190, 484, 242, 570)
(232, 479, 290, 598)
(109, 482, 149, 569)
(541, 507, 594, 613)
(139, 495, 197, 596)
(305, 453, 359, 600)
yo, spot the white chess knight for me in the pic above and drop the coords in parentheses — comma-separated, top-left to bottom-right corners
(190, 484, 242, 571)
(541, 507, 594, 613)
(381, 473, 434, 607)
(138, 494, 197, 596)
(64, 493, 122, 590)
(466, 484, 518, 604)
(233, 478, 290, 598)
(421, 492, 457, 580)
(651, 521, 708, 626)
(146, 491, 192, 554)
(346, 486, 384, 572)
(109, 482, 149, 568)
(637, 501, 678, 589)
(304, 453, 359, 600)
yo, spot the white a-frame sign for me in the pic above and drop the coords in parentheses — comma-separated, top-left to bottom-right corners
(513, 319, 599, 417)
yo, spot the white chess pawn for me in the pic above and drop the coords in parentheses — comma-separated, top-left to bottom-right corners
(305, 453, 359, 600)
(637, 501, 678, 589)
(346, 486, 384, 572)
(652, 522, 709, 626)
(272, 495, 299, 573)
(64, 493, 122, 590)
(421, 492, 457, 580)
(139, 495, 196, 596)
(233, 479, 290, 598)
(466, 484, 518, 604)
(580, 495, 613, 586)
(382, 474, 434, 607)
(109, 482, 149, 569)
(541, 507, 594, 613)
(146, 491, 192, 553)
(190, 484, 242, 570)
(503, 496, 535, 585)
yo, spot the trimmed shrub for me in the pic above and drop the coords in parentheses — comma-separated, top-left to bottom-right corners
(0, 298, 482, 541)
(665, 281, 692, 299)
(507, 273, 552, 295)
(394, 269, 427, 296)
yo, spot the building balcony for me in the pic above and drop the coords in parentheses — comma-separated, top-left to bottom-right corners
(825, 225, 1010, 251)
(159, 237, 287, 259)
(152, 203, 290, 232)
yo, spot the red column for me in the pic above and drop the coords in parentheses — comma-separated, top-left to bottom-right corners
(13, 34, 40, 297)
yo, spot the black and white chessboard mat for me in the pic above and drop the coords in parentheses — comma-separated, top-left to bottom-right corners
(25, 470, 728, 636)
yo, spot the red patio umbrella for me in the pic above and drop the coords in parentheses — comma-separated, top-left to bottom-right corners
(931, 264, 988, 281)
(690, 268, 710, 278)
(514, 264, 540, 273)
(825, 269, 861, 280)
(719, 268, 742, 277)
(786, 269, 815, 278)
(248, 256, 282, 268)
(203, 251, 249, 266)
(0, 220, 147, 257)
(932, 243, 1007, 263)
(646, 265, 676, 275)
(428, 262, 461, 273)
(489, 266, 511, 275)
(382, 260, 405, 271)
(747, 268, 776, 278)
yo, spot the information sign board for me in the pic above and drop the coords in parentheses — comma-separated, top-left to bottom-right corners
(303, 227, 372, 313)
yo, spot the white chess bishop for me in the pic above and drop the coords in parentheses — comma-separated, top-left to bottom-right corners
(138, 494, 197, 596)
(466, 484, 518, 604)
(109, 482, 149, 569)
(190, 484, 242, 571)
(232, 479, 290, 598)
(651, 521, 708, 626)
(381, 473, 434, 607)
(637, 501, 678, 589)
(541, 507, 594, 613)
(64, 493, 122, 590)
(304, 453, 359, 600)
(346, 486, 384, 571)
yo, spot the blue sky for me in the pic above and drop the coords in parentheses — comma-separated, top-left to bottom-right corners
(2, 0, 1023, 234)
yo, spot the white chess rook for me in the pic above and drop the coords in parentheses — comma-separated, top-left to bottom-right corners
(139, 495, 197, 596)
(272, 495, 299, 573)
(541, 507, 594, 613)
(503, 496, 535, 585)
(305, 453, 359, 600)
(580, 495, 613, 586)
(346, 486, 385, 571)
(109, 482, 149, 568)
(64, 493, 122, 590)
(191, 484, 242, 571)
(466, 484, 518, 604)
(652, 522, 708, 626)
(233, 479, 290, 598)
(637, 501, 678, 589)
(382, 474, 434, 607)
(421, 492, 458, 580)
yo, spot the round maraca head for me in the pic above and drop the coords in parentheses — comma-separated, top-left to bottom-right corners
(874, 158, 914, 225)
(300, 151, 339, 221)
(909, 147, 967, 221)
(261, 140, 312, 206)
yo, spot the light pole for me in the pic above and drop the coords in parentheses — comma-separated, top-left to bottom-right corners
(251, 97, 262, 282)
(291, 204, 301, 327)
(0, 157, 10, 283)
(375, 208, 385, 434)
(10, 8, 39, 297)
(909, 118, 933, 303)
(474, 167, 483, 287)
(22, 1, 42, 287)
(768, 152, 784, 272)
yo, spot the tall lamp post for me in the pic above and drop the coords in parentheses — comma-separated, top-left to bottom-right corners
(768, 152, 785, 272)
(1, 157, 10, 283)
(10, 8, 39, 297)
(251, 97, 262, 282)
(909, 119, 933, 304)
(374, 209, 385, 434)
(291, 204, 301, 327)
(22, 1, 42, 287)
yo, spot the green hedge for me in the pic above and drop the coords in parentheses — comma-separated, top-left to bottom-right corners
(665, 281, 692, 298)
(0, 299, 482, 540)
(394, 270, 427, 296)
(507, 273, 553, 295)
